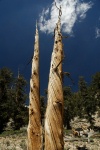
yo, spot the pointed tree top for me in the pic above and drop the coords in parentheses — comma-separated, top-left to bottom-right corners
(36, 20, 38, 29)
(55, 1, 62, 19)
(18, 68, 20, 79)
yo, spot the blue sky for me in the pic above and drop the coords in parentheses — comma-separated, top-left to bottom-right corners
(0, 0, 100, 97)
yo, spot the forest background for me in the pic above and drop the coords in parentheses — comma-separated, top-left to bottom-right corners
(0, 67, 100, 133)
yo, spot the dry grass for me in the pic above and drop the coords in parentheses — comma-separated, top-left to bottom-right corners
(0, 127, 100, 150)
(0, 129, 27, 150)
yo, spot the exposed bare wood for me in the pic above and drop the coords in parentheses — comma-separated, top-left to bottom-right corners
(45, 6, 64, 150)
(27, 22, 42, 150)
(55, 2, 62, 18)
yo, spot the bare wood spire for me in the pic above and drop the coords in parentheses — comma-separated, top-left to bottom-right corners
(17, 68, 20, 79)
(36, 20, 38, 30)
(45, 6, 64, 150)
(27, 22, 42, 150)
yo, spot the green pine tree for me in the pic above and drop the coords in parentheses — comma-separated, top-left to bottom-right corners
(12, 73, 28, 130)
(0, 67, 13, 132)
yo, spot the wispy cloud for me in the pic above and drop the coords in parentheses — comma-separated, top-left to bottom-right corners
(39, 0, 93, 34)
(95, 27, 100, 38)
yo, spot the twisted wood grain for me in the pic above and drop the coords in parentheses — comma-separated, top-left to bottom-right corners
(27, 23, 42, 150)
(45, 17, 64, 150)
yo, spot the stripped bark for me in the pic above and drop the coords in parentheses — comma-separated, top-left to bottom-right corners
(45, 7, 64, 150)
(27, 23, 42, 150)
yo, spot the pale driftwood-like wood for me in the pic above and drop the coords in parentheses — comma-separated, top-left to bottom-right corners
(45, 9, 64, 150)
(27, 23, 42, 150)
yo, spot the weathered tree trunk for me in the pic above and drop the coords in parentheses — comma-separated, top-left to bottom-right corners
(27, 23, 42, 150)
(45, 12, 64, 150)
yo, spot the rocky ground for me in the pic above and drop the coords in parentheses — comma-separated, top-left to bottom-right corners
(64, 133, 100, 150)
(0, 130, 27, 150)
(0, 129, 100, 150)
(0, 114, 100, 150)
(64, 114, 100, 150)
(0, 136, 27, 150)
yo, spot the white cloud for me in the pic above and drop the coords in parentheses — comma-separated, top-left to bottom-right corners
(95, 27, 100, 38)
(39, 0, 93, 34)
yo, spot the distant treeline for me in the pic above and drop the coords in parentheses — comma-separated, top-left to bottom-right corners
(0, 67, 28, 132)
(63, 72, 100, 129)
(0, 67, 100, 132)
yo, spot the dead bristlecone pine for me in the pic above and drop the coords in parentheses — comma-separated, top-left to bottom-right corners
(27, 22, 42, 150)
(45, 6, 64, 150)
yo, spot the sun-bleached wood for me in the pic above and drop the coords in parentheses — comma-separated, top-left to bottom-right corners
(45, 10, 64, 150)
(27, 23, 42, 150)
